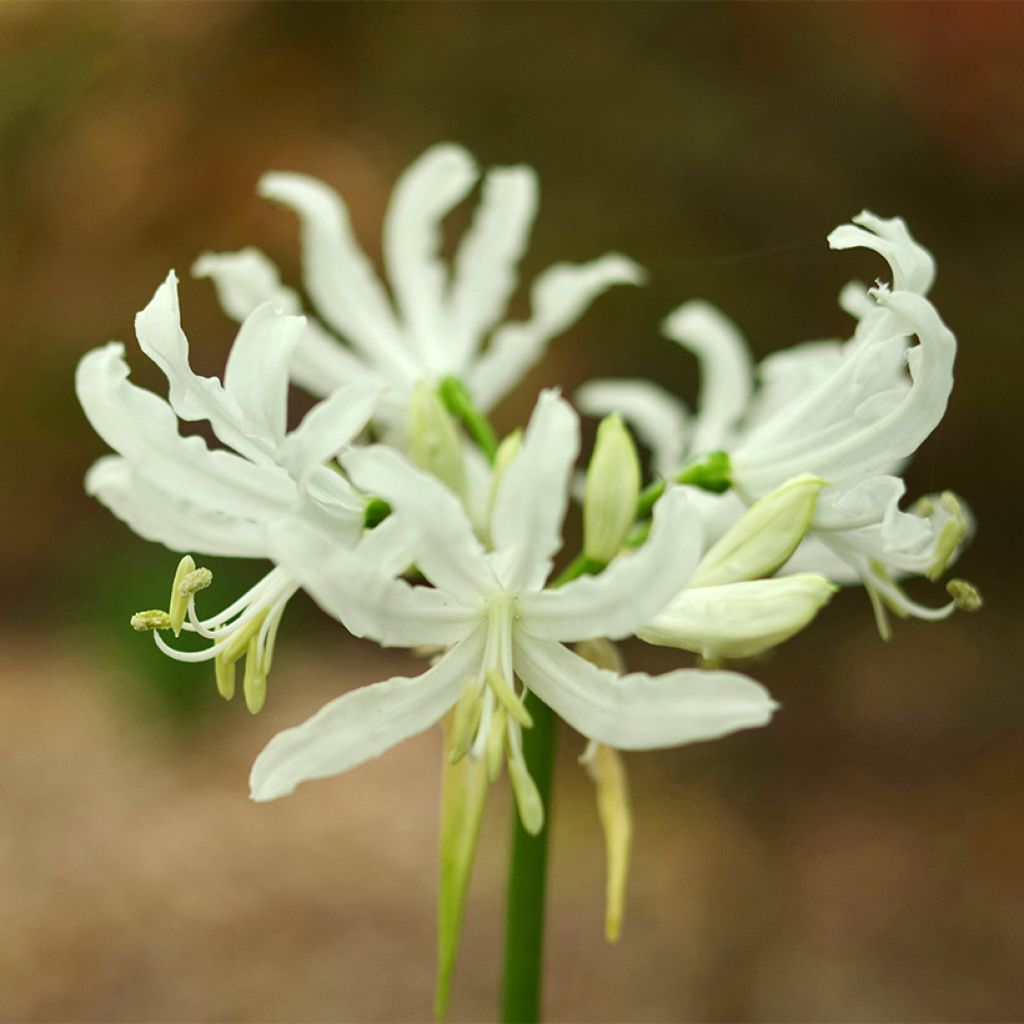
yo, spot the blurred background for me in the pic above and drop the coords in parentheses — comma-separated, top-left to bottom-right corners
(2, 2, 1023, 1020)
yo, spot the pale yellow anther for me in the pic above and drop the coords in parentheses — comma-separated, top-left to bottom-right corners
(179, 566, 213, 596)
(130, 609, 172, 632)
(214, 652, 237, 701)
(167, 556, 196, 637)
(448, 677, 484, 765)
(926, 492, 969, 581)
(242, 636, 267, 714)
(485, 669, 533, 729)
(485, 706, 507, 782)
(947, 578, 982, 612)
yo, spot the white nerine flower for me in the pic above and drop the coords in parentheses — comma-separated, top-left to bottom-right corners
(577, 211, 970, 628)
(76, 273, 383, 710)
(192, 143, 643, 427)
(249, 392, 778, 823)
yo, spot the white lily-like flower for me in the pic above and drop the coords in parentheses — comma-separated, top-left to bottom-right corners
(192, 143, 642, 428)
(578, 212, 971, 630)
(76, 273, 383, 710)
(250, 392, 777, 824)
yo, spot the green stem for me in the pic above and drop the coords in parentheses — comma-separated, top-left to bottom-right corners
(500, 553, 599, 1023)
(439, 376, 500, 464)
(500, 691, 556, 1024)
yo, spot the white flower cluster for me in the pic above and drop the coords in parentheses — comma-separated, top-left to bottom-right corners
(76, 143, 977, 971)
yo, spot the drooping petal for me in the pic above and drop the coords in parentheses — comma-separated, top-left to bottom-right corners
(467, 254, 643, 411)
(575, 378, 690, 476)
(518, 486, 702, 641)
(446, 164, 538, 367)
(828, 210, 935, 296)
(279, 378, 382, 483)
(249, 628, 486, 801)
(223, 302, 306, 447)
(76, 343, 294, 519)
(86, 456, 267, 558)
(490, 390, 579, 591)
(382, 144, 478, 373)
(193, 248, 375, 396)
(638, 574, 836, 660)
(512, 635, 777, 750)
(661, 300, 753, 454)
(342, 445, 496, 602)
(264, 517, 480, 648)
(258, 172, 416, 381)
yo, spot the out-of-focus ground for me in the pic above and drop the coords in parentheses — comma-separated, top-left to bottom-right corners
(1, 3, 1023, 1021)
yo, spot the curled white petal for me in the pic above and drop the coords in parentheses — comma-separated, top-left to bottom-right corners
(662, 300, 753, 453)
(447, 164, 538, 367)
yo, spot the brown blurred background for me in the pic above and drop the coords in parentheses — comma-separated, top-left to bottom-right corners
(2, 3, 1023, 1021)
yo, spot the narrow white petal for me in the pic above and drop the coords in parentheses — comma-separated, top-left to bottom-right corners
(193, 248, 376, 397)
(265, 517, 480, 647)
(491, 391, 580, 591)
(575, 378, 690, 476)
(447, 164, 538, 367)
(518, 486, 702, 641)
(513, 635, 777, 750)
(342, 445, 496, 601)
(134, 273, 271, 464)
(76, 343, 294, 519)
(223, 302, 306, 446)
(250, 630, 485, 801)
(382, 143, 478, 372)
(86, 456, 266, 557)
(638, 574, 836, 660)
(467, 254, 643, 411)
(258, 172, 415, 380)
(280, 379, 382, 482)
(662, 300, 753, 453)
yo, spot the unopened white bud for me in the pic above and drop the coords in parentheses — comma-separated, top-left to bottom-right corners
(638, 573, 836, 660)
(690, 474, 824, 588)
(583, 414, 641, 564)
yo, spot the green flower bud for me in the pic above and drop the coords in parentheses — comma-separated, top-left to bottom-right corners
(409, 382, 466, 497)
(690, 474, 825, 588)
(584, 414, 641, 564)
